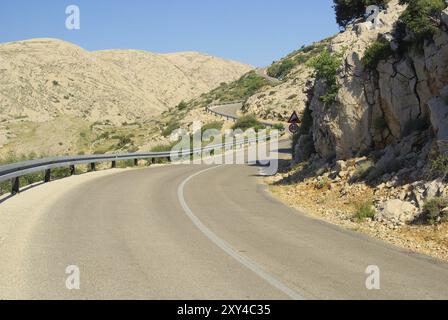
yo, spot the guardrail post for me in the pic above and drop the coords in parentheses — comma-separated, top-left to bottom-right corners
(11, 177, 20, 195)
(70, 165, 76, 176)
(90, 163, 96, 172)
(151, 158, 156, 164)
(44, 169, 51, 183)
(134, 159, 138, 166)
(111, 161, 116, 168)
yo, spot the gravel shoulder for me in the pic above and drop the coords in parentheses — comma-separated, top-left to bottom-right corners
(267, 176, 448, 262)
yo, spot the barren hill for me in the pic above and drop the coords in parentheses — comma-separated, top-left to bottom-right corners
(0, 38, 252, 125)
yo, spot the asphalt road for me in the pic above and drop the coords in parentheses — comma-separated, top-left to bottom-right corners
(209, 102, 243, 120)
(255, 67, 281, 84)
(1, 140, 448, 299)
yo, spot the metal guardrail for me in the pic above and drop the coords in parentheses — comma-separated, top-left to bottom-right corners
(205, 102, 243, 122)
(205, 102, 280, 129)
(0, 100, 281, 196)
(0, 136, 267, 195)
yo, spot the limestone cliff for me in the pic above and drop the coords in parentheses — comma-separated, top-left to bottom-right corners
(306, 1, 448, 160)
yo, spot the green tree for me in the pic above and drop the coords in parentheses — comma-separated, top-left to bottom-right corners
(333, 0, 390, 28)
(398, 0, 446, 44)
(308, 50, 343, 104)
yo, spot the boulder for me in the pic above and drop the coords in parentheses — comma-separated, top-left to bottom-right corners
(376, 199, 419, 224)
(424, 179, 445, 199)
(335, 160, 347, 172)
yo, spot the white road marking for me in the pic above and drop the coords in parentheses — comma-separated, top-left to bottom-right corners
(177, 165, 305, 300)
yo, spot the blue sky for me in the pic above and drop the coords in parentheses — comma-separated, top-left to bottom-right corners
(0, 0, 339, 67)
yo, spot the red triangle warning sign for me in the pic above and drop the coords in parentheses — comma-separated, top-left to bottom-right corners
(288, 111, 300, 124)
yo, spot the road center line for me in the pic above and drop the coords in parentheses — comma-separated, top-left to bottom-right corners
(177, 165, 305, 300)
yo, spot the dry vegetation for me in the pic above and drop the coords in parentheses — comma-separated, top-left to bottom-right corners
(0, 38, 252, 158)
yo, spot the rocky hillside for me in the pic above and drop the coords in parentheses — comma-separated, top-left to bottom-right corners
(0, 38, 251, 157)
(266, 0, 448, 261)
(0, 38, 252, 125)
(307, 0, 448, 161)
(242, 39, 332, 121)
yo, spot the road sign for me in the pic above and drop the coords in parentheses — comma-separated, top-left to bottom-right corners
(288, 111, 300, 124)
(289, 123, 299, 134)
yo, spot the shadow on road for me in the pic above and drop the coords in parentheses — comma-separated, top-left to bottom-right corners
(0, 181, 46, 205)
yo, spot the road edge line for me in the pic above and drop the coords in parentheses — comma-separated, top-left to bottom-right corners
(177, 165, 305, 300)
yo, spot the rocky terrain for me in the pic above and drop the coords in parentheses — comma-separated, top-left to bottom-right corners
(0, 38, 251, 157)
(261, 0, 448, 261)
(268, 166, 448, 261)
(242, 40, 331, 122)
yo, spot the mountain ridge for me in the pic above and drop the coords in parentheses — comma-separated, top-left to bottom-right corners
(0, 38, 252, 125)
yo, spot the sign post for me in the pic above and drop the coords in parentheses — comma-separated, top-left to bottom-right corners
(287, 111, 300, 134)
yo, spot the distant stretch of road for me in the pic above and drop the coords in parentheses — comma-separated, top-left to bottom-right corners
(0, 137, 448, 299)
(209, 102, 244, 120)
(256, 67, 281, 84)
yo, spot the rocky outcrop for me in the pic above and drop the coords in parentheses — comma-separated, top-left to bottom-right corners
(428, 85, 448, 155)
(309, 1, 448, 160)
(243, 64, 313, 121)
(376, 199, 419, 224)
(242, 39, 332, 123)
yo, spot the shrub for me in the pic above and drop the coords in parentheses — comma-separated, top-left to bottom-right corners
(51, 167, 73, 179)
(201, 121, 223, 135)
(272, 123, 285, 131)
(162, 120, 180, 137)
(308, 50, 343, 104)
(354, 201, 376, 221)
(353, 160, 375, 180)
(176, 101, 188, 111)
(398, 0, 446, 46)
(315, 176, 330, 190)
(151, 145, 169, 153)
(208, 71, 269, 103)
(232, 115, 261, 131)
(421, 197, 448, 224)
(116, 135, 133, 148)
(0, 180, 10, 195)
(362, 38, 394, 69)
(253, 124, 267, 132)
(117, 159, 136, 168)
(150, 143, 179, 163)
(0, 152, 46, 195)
(430, 155, 448, 179)
(267, 59, 296, 79)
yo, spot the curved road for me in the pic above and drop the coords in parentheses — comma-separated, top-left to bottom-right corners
(209, 102, 243, 120)
(1, 140, 448, 299)
(256, 67, 281, 84)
